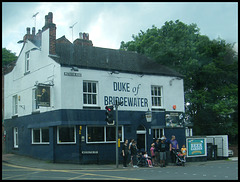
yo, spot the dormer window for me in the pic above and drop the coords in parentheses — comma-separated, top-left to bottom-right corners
(25, 51, 30, 74)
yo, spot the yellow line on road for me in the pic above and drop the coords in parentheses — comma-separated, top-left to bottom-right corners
(67, 172, 142, 180)
(3, 163, 142, 180)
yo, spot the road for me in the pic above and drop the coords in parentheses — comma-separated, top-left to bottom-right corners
(2, 160, 238, 180)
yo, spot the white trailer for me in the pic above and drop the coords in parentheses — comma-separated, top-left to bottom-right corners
(206, 135, 229, 158)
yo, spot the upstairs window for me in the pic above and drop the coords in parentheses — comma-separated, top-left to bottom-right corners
(12, 95, 18, 115)
(25, 51, 30, 73)
(151, 85, 163, 107)
(83, 81, 98, 106)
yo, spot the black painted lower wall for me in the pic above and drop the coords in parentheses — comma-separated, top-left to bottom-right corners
(4, 109, 187, 164)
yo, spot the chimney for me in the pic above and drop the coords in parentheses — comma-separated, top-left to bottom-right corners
(73, 32, 93, 46)
(42, 12, 56, 55)
(23, 27, 34, 42)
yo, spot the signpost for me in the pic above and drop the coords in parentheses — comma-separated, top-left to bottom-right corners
(114, 101, 123, 168)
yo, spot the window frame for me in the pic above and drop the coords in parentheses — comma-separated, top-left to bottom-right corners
(12, 95, 18, 116)
(25, 51, 30, 73)
(151, 85, 163, 108)
(86, 125, 124, 144)
(31, 128, 50, 144)
(83, 81, 98, 106)
(152, 128, 164, 139)
(13, 127, 18, 148)
(57, 126, 76, 144)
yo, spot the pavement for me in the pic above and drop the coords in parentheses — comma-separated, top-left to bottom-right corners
(2, 153, 238, 171)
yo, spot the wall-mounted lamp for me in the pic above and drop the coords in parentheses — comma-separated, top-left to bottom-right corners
(173, 105, 176, 110)
(145, 108, 152, 122)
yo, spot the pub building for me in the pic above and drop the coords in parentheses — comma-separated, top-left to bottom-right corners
(3, 12, 192, 164)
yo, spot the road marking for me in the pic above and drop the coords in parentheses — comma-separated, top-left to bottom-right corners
(2, 171, 40, 180)
(3, 163, 142, 180)
(67, 172, 142, 180)
(203, 174, 207, 176)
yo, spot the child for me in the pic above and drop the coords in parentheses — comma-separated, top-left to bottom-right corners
(181, 144, 187, 162)
(144, 151, 153, 167)
(150, 143, 155, 166)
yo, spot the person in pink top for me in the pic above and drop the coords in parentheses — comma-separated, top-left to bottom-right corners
(150, 143, 155, 166)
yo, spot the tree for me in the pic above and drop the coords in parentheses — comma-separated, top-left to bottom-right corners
(120, 20, 238, 143)
(2, 48, 17, 67)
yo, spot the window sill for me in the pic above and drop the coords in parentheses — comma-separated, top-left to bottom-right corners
(151, 108, 165, 112)
(57, 142, 76, 145)
(12, 115, 18, 119)
(83, 106, 101, 110)
(32, 110, 40, 114)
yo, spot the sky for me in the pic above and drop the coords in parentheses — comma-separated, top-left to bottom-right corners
(2, 2, 238, 56)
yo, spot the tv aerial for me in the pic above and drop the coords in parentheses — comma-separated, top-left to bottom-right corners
(69, 22, 78, 42)
(32, 12, 39, 29)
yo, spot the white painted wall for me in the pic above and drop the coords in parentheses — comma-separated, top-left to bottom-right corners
(4, 29, 61, 119)
(4, 28, 185, 119)
(61, 67, 185, 112)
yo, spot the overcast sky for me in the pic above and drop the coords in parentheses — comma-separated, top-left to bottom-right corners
(2, 2, 238, 55)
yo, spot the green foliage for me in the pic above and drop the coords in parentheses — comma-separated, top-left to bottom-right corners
(120, 20, 238, 142)
(2, 48, 17, 67)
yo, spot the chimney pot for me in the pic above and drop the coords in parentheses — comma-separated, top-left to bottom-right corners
(45, 15, 48, 25)
(27, 27, 30, 34)
(82, 33, 89, 40)
(32, 27, 35, 35)
(79, 32, 83, 39)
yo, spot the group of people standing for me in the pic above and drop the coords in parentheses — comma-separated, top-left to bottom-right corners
(151, 135, 181, 167)
(122, 139, 138, 168)
(122, 135, 187, 168)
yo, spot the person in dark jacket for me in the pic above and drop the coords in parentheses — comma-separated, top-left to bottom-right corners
(130, 141, 138, 168)
(154, 139, 160, 166)
(122, 139, 129, 168)
(159, 136, 167, 167)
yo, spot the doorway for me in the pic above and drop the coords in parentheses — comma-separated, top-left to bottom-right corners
(136, 125, 146, 152)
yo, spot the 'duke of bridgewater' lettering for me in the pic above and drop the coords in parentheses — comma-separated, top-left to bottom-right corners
(104, 96, 148, 107)
(113, 82, 130, 92)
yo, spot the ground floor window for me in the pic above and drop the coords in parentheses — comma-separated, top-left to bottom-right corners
(152, 128, 164, 139)
(185, 127, 193, 137)
(13, 127, 18, 148)
(32, 128, 49, 144)
(57, 126, 76, 144)
(87, 126, 123, 143)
